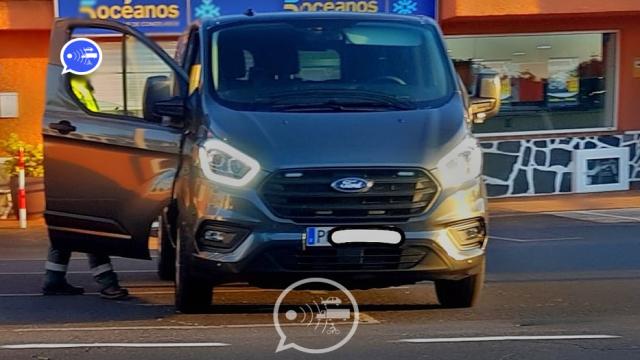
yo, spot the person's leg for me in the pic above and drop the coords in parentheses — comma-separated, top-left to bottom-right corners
(88, 254, 129, 299)
(43, 246, 84, 295)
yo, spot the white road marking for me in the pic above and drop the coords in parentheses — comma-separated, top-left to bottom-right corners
(574, 210, 640, 222)
(0, 289, 309, 297)
(0, 258, 90, 262)
(0, 291, 172, 297)
(0, 292, 97, 297)
(9, 315, 379, 333)
(11, 325, 274, 332)
(491, 236, 583, 243)
(549, 209, 640, 223)
(1, 342, 230, 349)
(394, 334, 620, 344)
(0, 270, 157, 275)
(0, 286, 409, 297)
(490, 213, 535, 218)
(41, 323, 352, 333)
(0, 291, 171, 297)
(0, 256, 158, 262)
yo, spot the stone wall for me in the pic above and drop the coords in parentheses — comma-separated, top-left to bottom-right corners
(480, 134, 640, 197)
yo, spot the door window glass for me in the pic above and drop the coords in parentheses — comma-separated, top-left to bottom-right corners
(69, 28, 176, 120)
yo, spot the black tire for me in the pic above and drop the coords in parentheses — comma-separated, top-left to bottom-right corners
(435, 260, 485, 308)
(157, 215, 176, 281)
(175, 231, 212, 313)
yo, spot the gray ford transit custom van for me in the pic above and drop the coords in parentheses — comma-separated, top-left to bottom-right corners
(43, 12, 500, 313)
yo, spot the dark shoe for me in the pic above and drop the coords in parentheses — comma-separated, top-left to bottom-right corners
(100, 285, 129, 300)
(42, 281, 85, 296)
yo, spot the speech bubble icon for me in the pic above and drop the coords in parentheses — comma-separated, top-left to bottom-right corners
(273, 277, 359, 354)
(60, 38, 103, 75)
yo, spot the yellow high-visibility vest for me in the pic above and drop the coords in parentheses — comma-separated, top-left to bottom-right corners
(70, 77, 100, 112)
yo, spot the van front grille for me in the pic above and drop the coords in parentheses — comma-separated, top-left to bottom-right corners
(266, 246, 430, 271)
(260, 168, 439, 224)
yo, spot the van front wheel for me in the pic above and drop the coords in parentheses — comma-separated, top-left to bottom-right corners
(175, 232, 212, 313)
(435, 260, 485, 308)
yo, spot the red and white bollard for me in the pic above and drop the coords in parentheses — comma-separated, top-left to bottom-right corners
(17, 147, 27, 229)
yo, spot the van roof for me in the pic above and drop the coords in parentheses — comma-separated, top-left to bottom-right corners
(199, 11, 437, 29)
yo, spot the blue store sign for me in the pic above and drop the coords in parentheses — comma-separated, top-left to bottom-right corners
(56, 0, 437, 35)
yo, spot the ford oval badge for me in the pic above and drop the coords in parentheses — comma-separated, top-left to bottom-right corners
(331, 177, 374, 193)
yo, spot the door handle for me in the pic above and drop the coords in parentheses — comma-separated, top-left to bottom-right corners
(49, 121, 77, 135)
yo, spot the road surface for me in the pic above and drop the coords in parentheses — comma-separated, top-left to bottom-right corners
(0, 208, 639, 359)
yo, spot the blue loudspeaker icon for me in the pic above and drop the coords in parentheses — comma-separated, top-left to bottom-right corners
(60, 38, 103, 75)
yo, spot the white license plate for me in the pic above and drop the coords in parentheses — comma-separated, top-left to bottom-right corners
(305, 227, 333, 247)
(305, 227, 404, 247)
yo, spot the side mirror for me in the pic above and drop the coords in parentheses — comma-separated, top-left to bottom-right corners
(143, 76, 185, 125)
(154, 96, 185, 119)
(469, 73, 501, 124)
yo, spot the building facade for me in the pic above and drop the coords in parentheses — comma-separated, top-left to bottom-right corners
(442, 0, 640, 197)
(0, 0, 639, 198)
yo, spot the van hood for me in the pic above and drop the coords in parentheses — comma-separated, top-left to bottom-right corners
(203, 96, 467, 172)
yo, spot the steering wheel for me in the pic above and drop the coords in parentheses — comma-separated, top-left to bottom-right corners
(368, 76, 407, 86)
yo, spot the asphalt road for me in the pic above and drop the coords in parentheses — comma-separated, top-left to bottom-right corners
(1, 208, 640, 359)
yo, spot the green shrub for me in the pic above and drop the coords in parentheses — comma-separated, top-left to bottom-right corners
(1, 133, 44, 178)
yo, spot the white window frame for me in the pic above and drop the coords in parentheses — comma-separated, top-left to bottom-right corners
(573, 147, 629, 193)
(445, 30, 620, 138)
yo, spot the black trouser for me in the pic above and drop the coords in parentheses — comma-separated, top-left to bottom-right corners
(45, 246, 117, 287)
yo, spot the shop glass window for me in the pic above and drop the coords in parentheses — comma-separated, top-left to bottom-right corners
(69, 28, 176, 119)
(446, 32, 617, 135)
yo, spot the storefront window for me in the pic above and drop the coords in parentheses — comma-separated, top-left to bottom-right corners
(447, 33, 617, 135)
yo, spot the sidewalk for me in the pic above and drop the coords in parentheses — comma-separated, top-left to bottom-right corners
(489, 190, 640, 214)
(0, 217, 46, 229)
(0, 218, 48, 259)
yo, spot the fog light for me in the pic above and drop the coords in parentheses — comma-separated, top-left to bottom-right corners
(197, 223, 249, 252)
(448, 218, 486, 250)
(203, 230, 230, 242)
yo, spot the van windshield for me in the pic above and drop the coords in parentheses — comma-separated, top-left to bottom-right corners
(210, 20, 454, 112)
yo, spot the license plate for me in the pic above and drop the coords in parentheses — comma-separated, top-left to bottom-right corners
(305, 227, 333, 247)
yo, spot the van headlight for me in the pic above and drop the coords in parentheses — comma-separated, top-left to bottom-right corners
(198, 139, 260, 187)
(437, 136, 483, 188)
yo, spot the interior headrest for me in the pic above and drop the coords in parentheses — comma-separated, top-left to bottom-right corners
(270, 46, 300, 77)
(219, 47, 247, 80)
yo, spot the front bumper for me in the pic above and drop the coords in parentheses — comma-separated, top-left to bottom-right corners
(178, 168, 488, 287)
(191, 231, 485, 288)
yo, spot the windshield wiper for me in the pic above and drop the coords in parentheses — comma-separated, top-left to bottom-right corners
(256, 89, 418, 111)
(270, 100, 412, 112)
